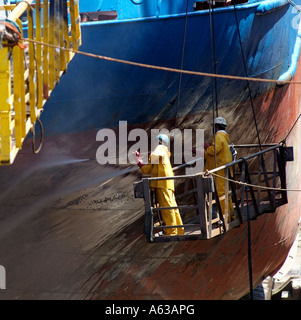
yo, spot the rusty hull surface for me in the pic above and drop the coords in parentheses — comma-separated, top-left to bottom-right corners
(0, 70, 301, 300)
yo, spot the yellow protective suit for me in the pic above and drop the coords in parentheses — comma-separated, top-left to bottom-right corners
(204, 130, 234, 215)
(141, 145, 184, 235)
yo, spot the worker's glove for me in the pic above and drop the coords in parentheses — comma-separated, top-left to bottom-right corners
(135, 151, 144, 168)
(204, 142, 210, 150)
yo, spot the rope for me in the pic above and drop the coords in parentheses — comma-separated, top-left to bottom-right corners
(0, 19, 26, 49)
(207, 171, 301, 192)
(208, 1, 219, 171)
(287, 0, 301, 12)
(209, 0, 219, 116)
(233, 0, 262, 149)
(283, 113, 301, 141)
(21, 37, 301, 85)
(175, 0, 189, 129)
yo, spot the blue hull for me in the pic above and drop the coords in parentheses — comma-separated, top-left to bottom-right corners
(40, 0, 301, 135)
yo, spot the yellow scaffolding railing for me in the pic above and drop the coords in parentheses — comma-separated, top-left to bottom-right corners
(0, 0, 81, 165)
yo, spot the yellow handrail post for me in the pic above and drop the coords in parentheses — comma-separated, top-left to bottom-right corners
(70, 0, 76, 50)
(14, 19, 26, 148)
(75, 0, 81, 48)
(70, 0, 81, 51)
(13, 20, 25, 149)
(43, 0, 49, 99)
(59, 0, 66, 73)
(62, 0, 70, 65)
(54, 0, 60, 82)
(36, 0, 43, 110)
(49, 0, 55, 90)
(28, 5, 36, 123)
(0, 47, 12, 164)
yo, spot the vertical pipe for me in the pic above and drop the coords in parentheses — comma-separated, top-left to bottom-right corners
(36, 0, 43, 109)
(49, 0, 55, 90)
(16, 19, 26, 139)
(28, 5, 36, 122)
(197, 175, 208, 239)
(69, 0, 78, 51)
(43, 0, 49, 98)
(59, 0, 66, 72)
(246, 186, 253, 300)
(224, 168, 229, 231)
(0, 47, 11, 163)
(62, 0, 70, 64)
(54, 0, 60, 81)
(13, 34, 22, 148)
(143, 178, 153, 242)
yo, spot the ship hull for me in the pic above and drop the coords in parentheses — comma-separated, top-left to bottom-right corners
(0, 68, 300, 299)
(41, 1, 298, 134)
(69, 67, 301, 300)
(0, 0, 300, 300)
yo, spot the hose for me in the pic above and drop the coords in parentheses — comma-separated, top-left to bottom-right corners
(31, 117, 44, 154)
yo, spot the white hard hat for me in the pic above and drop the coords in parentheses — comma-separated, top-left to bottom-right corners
(156, 134, 169, 145)
(214, 116, 227, 126)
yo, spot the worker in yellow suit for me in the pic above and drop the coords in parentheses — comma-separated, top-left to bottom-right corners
(136, 134, 184, 236)
(204, 117, 234, 217)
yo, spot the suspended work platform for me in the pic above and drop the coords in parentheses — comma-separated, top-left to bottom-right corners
(0, 0, 81, 165)
(134, 143, 294, 243)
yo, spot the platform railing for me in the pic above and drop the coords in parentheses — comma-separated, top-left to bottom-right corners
(134, 143, 293, 243)
(0, 0, 81, 164)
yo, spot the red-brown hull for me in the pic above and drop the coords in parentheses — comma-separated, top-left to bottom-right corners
(76, 62, 301, 300)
